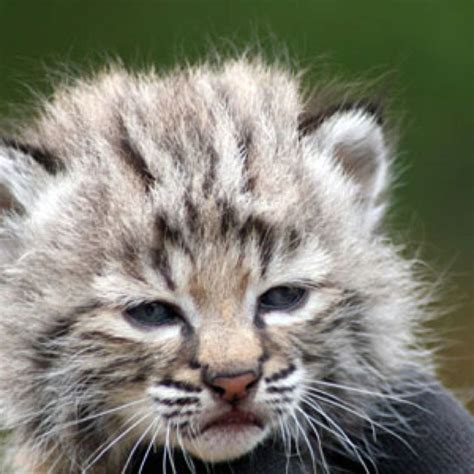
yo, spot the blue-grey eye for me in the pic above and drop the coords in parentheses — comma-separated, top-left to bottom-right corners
(125, 302, 182, 327)
(259, 286, 306, 311)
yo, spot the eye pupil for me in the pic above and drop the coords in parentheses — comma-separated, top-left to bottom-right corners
(125, 302, 181, 327)
(259, 286, 306, 311)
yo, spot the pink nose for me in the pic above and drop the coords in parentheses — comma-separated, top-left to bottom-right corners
(208, 371, 259, 402)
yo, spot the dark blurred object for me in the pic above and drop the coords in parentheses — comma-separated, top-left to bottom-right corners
(131, 379, 474, 473)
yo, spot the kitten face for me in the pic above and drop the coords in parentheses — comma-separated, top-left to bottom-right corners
(0, 59, 427, 471)
(33, 175, 342, 463)
(84, 230, 340, 462)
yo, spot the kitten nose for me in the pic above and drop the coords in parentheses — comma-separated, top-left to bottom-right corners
(207, 371, 260, 402)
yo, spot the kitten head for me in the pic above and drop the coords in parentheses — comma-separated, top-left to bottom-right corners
(0, 59, 428, 470)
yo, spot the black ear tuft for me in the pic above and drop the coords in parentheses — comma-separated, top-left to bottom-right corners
(1, 138, 64, 175)
(0, 138, 57, 214)
(298, 99, 384, 138)
(300, 103, 390, 231)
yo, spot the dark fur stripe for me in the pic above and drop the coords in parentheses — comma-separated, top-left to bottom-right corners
(2, 137, 64, 174)
(184, 196, 200, 234)
(162, 410, 198, 420)
(153, 213, 194, 278)
(239, 216, 275, 275)
(219, 199, 239, 237)
(155, 214, 191, 254)
(202, 143, 219, 195)
(152, 396, 200, 407)
(78, 330, 141, 346)
(159, 379, 202, 393)
(286, 228, 302, 253)
(266, 385, 296, 394)
(238, 129, 256, 192)
(117, 118, 155, 188)
(35, 304, 99, 344)
(151, 214, 183, 291)
(152, 249, 176, 291)
(31, 304, 100, 370)
(264, 363, 296, 383)
(266, 396, 293, 405)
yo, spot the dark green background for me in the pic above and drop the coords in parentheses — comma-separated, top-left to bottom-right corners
(0, 1, 472, 409)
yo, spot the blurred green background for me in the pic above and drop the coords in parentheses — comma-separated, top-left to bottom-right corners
(0, 0, 472, 412)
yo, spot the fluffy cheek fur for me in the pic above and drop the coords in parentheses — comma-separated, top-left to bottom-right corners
(10, 310, 178, 467)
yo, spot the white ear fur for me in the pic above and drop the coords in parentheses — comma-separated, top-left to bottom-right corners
(0, 143, 50, 213)
(311, 109, 389, 229)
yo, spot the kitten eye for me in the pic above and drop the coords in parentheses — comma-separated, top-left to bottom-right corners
(125, 302, 182, 327)
(258, 286, 307, 311)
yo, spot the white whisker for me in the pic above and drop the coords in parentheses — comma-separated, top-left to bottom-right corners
(310, 380, 430, 412)
(304, 399, 372, 474)
(84, 413, 149, 472)
(138, 419, 160, 474)
(289, 409, 318, 473)
(294, 405, 330, 474)
(303, 389, 416, 454)
(121, 418, 155, 474)
(175, 424, 196, 474)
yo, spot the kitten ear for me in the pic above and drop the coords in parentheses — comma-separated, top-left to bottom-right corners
(0, 139, 58, 214)
(300, 105, 390, 229)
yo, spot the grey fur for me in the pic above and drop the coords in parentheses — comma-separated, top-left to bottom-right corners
(0, 58, 433, 473)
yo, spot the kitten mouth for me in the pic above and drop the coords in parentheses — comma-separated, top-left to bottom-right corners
(201, 409, 264, 434)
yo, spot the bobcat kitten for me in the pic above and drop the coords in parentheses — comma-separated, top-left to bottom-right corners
(0, 58, 433, 473)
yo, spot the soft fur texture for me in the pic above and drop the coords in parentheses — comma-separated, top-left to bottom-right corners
(0, 58, 433, 473)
